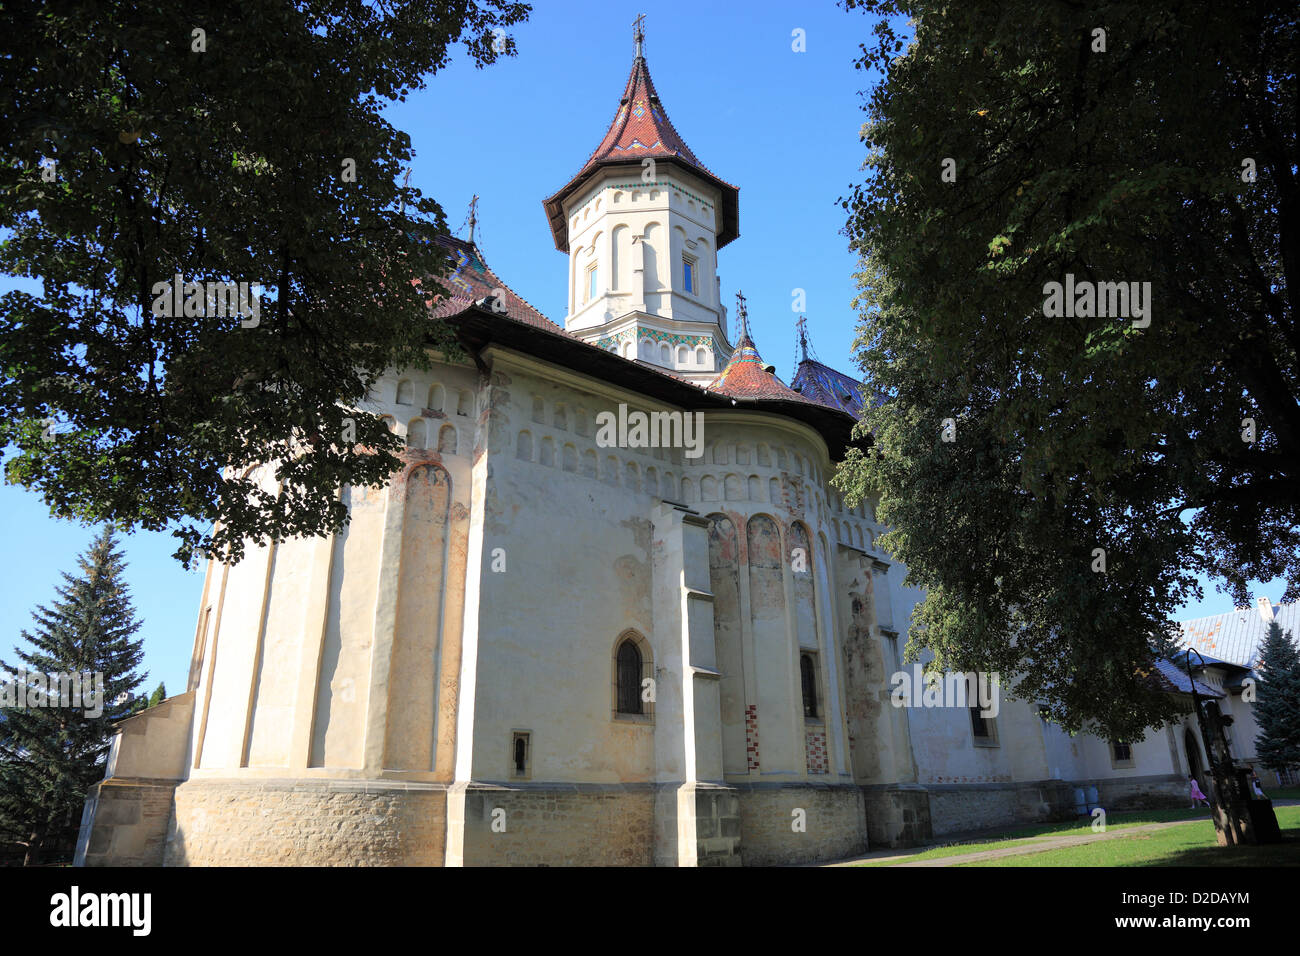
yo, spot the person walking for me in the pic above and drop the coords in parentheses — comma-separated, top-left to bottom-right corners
(1189, 775, 1211, 808)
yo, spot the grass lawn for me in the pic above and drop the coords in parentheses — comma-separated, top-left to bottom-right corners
(856, 807, 1220, 866)
(855, 806, 1300, 867)
(962, 805, 1300, 867)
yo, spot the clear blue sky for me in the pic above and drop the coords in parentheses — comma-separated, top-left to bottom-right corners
(0, 0, 1286, 694)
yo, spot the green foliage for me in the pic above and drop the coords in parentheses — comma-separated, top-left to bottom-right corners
(0, 0, 530, 566)
(1254, 621, 1300, 772)
(147, 681, 166, 709)
(0, 526, 146, 865)
(836, 1, 1297, 737)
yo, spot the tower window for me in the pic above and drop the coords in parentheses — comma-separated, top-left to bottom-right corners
(682, 254, 696, 293)
(800, 653, 819, 720)
(585, 263, 598, 303)
(512, 731, 530, 778)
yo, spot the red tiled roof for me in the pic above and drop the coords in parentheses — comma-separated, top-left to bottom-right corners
(582, 55, 707, 175)
(425, 235, 561, 332)
(706, 332, 823, 405)
(543, 55, 740, 252)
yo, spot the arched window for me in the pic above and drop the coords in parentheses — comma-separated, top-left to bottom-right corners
(616, 639, 643, 716)
(801, 653, 819, 719)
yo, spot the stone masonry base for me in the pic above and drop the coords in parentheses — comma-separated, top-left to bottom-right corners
(76, 778, 178, 867)
(80, 774, 1192, 865)
(734, 782, 868, 866)
(165, 778, 447, 866)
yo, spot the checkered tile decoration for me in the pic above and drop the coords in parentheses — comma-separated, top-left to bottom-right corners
(745, 704, 760, 771)
(805, 730, 828, 774)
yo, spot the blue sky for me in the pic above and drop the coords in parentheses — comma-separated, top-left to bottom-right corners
(0, 0, 1287, 693)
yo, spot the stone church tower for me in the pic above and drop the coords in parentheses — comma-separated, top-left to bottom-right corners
(542, 27, 738, 383)
(75, 29, 933, 867)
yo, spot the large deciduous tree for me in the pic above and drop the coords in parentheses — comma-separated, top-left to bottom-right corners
(835, 1, 1298, 737)
(0, 0, 529, 566)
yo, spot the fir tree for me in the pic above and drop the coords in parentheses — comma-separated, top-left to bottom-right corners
(147, 682, 167, 709)
(1255, 620, 1300, 775)
(0, 526, 145, 865)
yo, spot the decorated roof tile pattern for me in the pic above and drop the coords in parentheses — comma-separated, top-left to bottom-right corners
(791, 357, 873, 418)
(543, 53, 740, 252)
(426, 235, 561, 332)
(575, 55, 727, 187)
(706, 332, 822, 405)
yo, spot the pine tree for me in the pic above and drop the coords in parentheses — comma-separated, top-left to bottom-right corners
(0, 526, 145, 865)
(1254, 621, 1300, 775)
(147, 682, 166, 709)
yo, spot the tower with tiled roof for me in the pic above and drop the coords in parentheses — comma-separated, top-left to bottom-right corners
(790, 316, 873, 419)
(543, 19, 738, 384)
(708, 293, 824, 406)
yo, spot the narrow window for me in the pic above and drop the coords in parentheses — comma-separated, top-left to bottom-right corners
(800, 653, 818, 719)
(616, 639, 642, 715)
(512, 732, 530, 777)
(971, 708, 993, 738)
(586, 263, 598, 302)
(682, 255, 695, 293)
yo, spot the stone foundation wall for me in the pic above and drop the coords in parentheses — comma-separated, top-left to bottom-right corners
(1091, 775, 1187, 811)
(459, 784, 656, 866)
(76, 778, 177, 867)
(692, 787, 743, 866)
(928, 781, 1075, 836)
(736, 783, 866, 866)
(165, 778, 447, 866)
(861, 785, 932, 848)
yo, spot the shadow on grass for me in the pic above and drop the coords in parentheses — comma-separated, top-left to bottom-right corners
(1137, 833, 1300, 867)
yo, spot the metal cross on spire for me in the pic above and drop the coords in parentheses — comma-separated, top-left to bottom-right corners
(735, 290, 749, 340)
(796, 314, 809, 362)
(467, 194, 479, 245)
(633, 13, 646, 58)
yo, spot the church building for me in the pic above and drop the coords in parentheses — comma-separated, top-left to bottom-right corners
(74, 30, 1264, 867)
